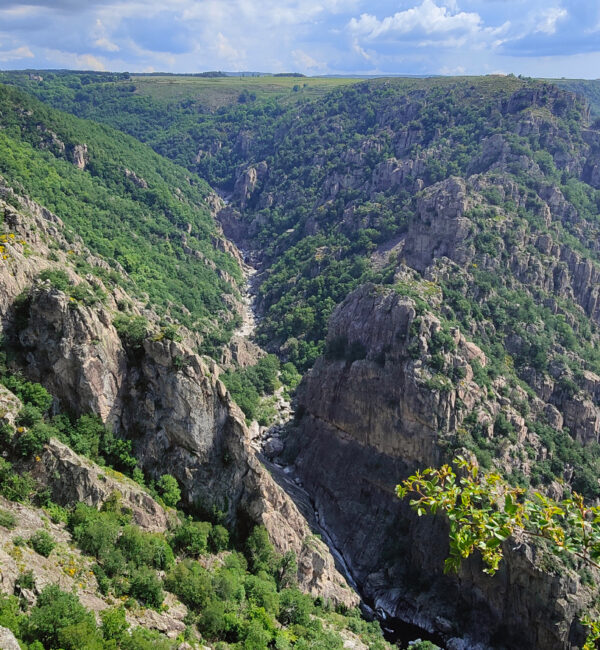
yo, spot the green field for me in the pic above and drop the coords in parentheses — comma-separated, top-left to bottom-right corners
(130, 74, 362, 109)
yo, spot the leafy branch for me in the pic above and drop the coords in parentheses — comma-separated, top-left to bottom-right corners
(397, 456, 600, 648)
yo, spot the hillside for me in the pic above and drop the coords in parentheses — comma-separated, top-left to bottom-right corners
(0, 82, 242, 352)
(4, 70, 600, 647)
(0, 177, 393, 649)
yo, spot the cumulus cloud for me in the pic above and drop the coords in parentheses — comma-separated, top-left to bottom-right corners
(0, 45, 34, 61)
(348, 0, 483, 41)
(0, 0, 599, 76)
(535, 7, 567, 35)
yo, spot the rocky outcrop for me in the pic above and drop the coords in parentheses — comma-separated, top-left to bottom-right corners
(0, 627, 20, 650)
(30, 438, 170, 532)
(72, 143, 88, 170)
(0, 495, 189, 638)
(0, 187, 357, 608)
(124, 168, 148, 188)
(233, 161, 267, 209)
(289, 284, 591, 649)
(20, 288, 128, 426)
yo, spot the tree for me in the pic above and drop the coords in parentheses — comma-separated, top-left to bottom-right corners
(156, 474, 181, 508)
(397, 456, 600, 648)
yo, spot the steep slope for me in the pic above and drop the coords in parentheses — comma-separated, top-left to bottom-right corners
(0, 179, 357, 611)
(8, 72, 600, 646)
(0, 82, 241, 350)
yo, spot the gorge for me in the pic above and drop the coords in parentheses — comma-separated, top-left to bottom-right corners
(1, 71, 600, 648)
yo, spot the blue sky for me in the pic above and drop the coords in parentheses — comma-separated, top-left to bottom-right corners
(0, 0, 599, 77)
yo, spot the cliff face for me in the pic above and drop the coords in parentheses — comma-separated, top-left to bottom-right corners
(291, 283, 592, 649)
(0, 184, 357, 608)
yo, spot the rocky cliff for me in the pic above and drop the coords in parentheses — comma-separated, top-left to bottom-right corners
(0, 182, 357, 608)
(289, 283, 593, 649)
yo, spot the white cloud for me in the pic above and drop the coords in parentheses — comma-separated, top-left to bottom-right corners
(534, 7, 567, 35)
(92, 18, 119, 51)
(292, 48, 326, 71)
(0, 45, 33, 61)
(348, 0, 482, 40)
(44, 49, 107, 70)
(439, 64, 465, 74)
(94, 37, 119, 51)
(213, 32, 246, 68)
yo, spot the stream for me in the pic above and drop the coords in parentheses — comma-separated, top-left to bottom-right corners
(227, 238, 445, 649)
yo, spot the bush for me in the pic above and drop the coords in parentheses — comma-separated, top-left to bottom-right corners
(100, 606, 129, 643)
(39, 269, 71, 292)
(118, 525, 174, 570)
(277, 588, 313, 626)
(15, 403, 44, 428)
(71, 505, 120, 558)
(0, 508, 16, 529)
(14, 421, 53, 457)
(24, 584, 98, 649)
(129, 567, 164, 608)
(0, 459, 36, 502)
(164, 560, 212, 610)
(209, 524, 230, 553)
(171, 518, 212, 556)
(29, 530, 55, 557)
(113, 314, 149, 349)
(246, 526, 277, 575)
(156, 474, 181, 508)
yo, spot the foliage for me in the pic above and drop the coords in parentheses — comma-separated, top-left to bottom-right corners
(221, 354, 281, 421)
(112, 314, 149, 349)
(29, 530, 56, 558)
(0, 507, 16, 529)
(129, 566, 165, 608)
(170, 518, 212, 557)
(0, 82, 241, 341)
(156, 474, 181, 508)
(24, 584, 99, 649)
(398, 456, 600, 644)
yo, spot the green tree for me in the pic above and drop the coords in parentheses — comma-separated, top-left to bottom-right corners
(156, 474, 181, 508)
(25, 585, 99, 649)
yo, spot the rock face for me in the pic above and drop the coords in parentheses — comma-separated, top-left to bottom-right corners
(0, 186, 357, 608)
(72, 143, 88, 170)
(0, 627, 20, 650)
(30, 439, 170, 532)
(290, 284, 591, 649)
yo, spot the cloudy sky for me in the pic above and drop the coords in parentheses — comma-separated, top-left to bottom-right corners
(0, 0, 599, 77)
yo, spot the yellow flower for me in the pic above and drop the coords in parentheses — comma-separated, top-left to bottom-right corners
(35, 456, 41, 462)
(9, 233, 14, 238)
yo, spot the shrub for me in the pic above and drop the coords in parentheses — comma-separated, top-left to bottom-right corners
(171, 519, 212, 557)
(118, 525, 174, 570)
(38, 269, 71, 292)
(0, 459, 36, 502)
(100, 606, 129, 643)
(0, 508, 16, 529)
(164, 560, 212, 610)
(16, 570, 35, 590)
(24, 584, 98, 650)
(129, 567, 164, 608)
(14, 421, 53, 457)
(209, 524, 230, 553)
(246, 526, 277, 575)
(156, 474, 181, 508)
(15, 403, 43, 428)
(113, 314, 149, 349)
(29, 530, 55, 557)
(277, 588, 312, 626)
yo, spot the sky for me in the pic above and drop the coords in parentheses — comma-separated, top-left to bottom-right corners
(0, 0, 599, 77)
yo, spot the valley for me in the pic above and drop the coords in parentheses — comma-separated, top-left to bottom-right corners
(1, 70, 600, 648)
